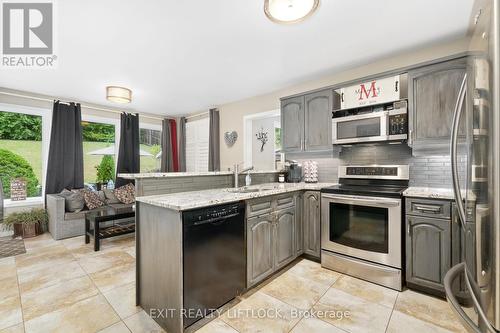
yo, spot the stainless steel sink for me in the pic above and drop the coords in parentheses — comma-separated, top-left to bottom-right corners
(229, 186, 278, 193)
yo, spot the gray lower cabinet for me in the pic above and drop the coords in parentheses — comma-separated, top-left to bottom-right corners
(275, 207, 296, 270)
(247, 214, 275, 287)
(408, 58, 466, 153)
(295, 193, 304, 256)
(281, 89, 333, 153)
(303, 191, 321, 258)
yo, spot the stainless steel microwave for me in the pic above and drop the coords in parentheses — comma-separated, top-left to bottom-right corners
(332, 105, 408, 145)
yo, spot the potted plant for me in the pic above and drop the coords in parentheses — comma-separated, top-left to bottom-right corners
(3, 208, 48, 238)
(95, 155, 115, 190)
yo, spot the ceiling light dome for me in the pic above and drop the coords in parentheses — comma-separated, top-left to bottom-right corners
(106, 86, 132, 104)
(264, 0, 319, 24)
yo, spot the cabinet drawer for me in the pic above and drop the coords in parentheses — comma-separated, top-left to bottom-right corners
(247, 197, 273, 218)
(406, 198, 451, 219)
(275, 194, 295, 211)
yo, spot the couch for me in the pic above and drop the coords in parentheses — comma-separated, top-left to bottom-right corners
(46, 193, 133, 240)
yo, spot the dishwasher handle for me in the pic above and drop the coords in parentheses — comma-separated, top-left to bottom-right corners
(193, 212, 241, 226)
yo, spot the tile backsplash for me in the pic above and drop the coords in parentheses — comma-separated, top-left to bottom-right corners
(288, 143, 466, 188)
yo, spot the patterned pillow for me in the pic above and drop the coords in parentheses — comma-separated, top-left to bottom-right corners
(81, 189, 106, 210)
(114, 183, 135, 204)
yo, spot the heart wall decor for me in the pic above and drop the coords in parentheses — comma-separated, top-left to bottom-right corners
(224, 131, 238, 147)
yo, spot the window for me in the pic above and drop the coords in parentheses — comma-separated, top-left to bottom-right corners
(0, 109, 44, 199)
(140, 127, 161, 173)
(186, 117, 209, 172)
(81, 119, 116, 186)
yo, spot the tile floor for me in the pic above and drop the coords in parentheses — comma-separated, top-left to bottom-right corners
(0, 233, 470, 333)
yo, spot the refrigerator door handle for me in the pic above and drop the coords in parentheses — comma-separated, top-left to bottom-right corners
(450, 73, 468, 230)
(444, 263, 483, 333)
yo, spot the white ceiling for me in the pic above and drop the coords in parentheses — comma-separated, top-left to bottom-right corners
(0, 0, 474, 116)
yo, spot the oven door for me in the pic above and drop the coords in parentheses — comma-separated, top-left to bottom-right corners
(332, 112, 388, 144)
(321, 193, 402, 268)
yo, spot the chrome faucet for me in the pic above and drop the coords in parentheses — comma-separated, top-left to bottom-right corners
(233, 164, 254, 188)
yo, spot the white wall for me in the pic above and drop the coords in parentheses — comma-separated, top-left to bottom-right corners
(251, 116, 279, 170)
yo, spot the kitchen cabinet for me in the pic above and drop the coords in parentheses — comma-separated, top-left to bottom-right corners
(406, 215, 451, 293)
(295, 192, 304, 256)
(303, 191, 321, 259)
(275, 207, 296, 270)
(408, 58, 467, 153)
(246, 194, 297, 287)
(247, 214, 275, 287)
(281, 89, 333, 153)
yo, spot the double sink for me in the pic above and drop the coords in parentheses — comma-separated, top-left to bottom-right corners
(228, 184, 282, 194)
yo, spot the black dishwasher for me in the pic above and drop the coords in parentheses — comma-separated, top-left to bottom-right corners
(182, 201, 246, 328)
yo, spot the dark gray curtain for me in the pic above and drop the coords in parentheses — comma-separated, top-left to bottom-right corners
(161, 119, 174, 172)
(115, 113, 140, 187)
(45, 101, 84, 194)
(178, 117, 186, 172)
(208, 108, 220, 171)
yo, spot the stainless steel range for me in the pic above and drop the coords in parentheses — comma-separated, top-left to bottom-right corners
(321, 165, 409, 291)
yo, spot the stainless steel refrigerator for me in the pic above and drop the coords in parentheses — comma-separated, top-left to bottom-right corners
(444, 0, 500, 332)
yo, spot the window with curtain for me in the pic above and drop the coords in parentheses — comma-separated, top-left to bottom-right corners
(81, 121, 116, 186)
(186, 117, 209, 172)
(0, 110, 44, 199)
(140, 127, 161, 172)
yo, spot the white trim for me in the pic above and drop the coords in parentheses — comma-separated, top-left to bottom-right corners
(139, 122, 162, 131)
(0, 102, 51, 200)
(4, 197, 44, 208)
(243, 109, 280, 169)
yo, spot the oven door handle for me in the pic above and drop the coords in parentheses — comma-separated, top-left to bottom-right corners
(321, 194, 400, 208)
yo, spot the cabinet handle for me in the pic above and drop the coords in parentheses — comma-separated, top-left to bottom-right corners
(341, 92, 344, 103)
(408, 129, 413, 145)
(415, 205, 441, 213)
(395, 80, 399, 92)
(407, 223, 411, 235)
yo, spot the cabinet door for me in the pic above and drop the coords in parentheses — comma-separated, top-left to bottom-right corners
(295, 193, 304, 256)
(247, 214, 275, 287)
(281, 96, 304, 152)
(303, 191, 321, 258)
(274, 208, 296, 270)
(406, 215, 451, 292)
(304, 90, 333, 151)
(408, 58, 466, 150)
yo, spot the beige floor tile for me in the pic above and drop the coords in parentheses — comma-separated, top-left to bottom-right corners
(90, 262, 135, 293)
(98, 321, 131, 333)
(78, 250, 135, 274)
(194, 319, 238, 333)
(0, 296, 23, 331)
(395, 289, 467, 332)
(287, 259, 341, 287)
(290, 317, 345, 333)
(0, 323, 24, 333)
(15, 244, 73, 274)
(387, 310, 456, 333)
(313, 288, 392, 333)
(124, 247, 136, 258)
(0, 275, 20, 299)
(221, 291, 301, 333)
(0, 257, 17, 280)
(103, 283, 141, 319)
(17, 260, 86, 294)
(24, 233, 57, 251)
(21, 275, 99, 321)
(65, 235, 135, 259)
(123, 311, 165, 333)
(331, 275, 398, 308)
(260, 271, 330, 310)
(24, 294, 120, 333)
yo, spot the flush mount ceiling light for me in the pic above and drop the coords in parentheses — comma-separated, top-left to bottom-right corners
(264, 0, 319, 24)
(106, 86, 132, 103)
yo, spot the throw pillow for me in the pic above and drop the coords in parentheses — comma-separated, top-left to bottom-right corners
(58, 189, 85, 212)
(81, 189, 106, 210)
(114, 183, 135, 204)
(103, 188, 121, 204)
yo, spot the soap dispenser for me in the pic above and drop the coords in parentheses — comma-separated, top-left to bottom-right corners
(245, 172, 252, 186)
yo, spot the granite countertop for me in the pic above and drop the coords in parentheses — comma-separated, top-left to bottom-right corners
(136, 182, 336, 211)
(118, 170, 280, 179)
(403, 187, 456, 200)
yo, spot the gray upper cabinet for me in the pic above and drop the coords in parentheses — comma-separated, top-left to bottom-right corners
(274, 208, 296, 270)
(304, 90, 333, 151)
(408, 58, 466, 152)
(247, 214, 275, 287)
(303, 191, 321, 258)
(281, 96, 305, 152)
(281, 89, 333, 153)
(406, 215, 451, 293)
